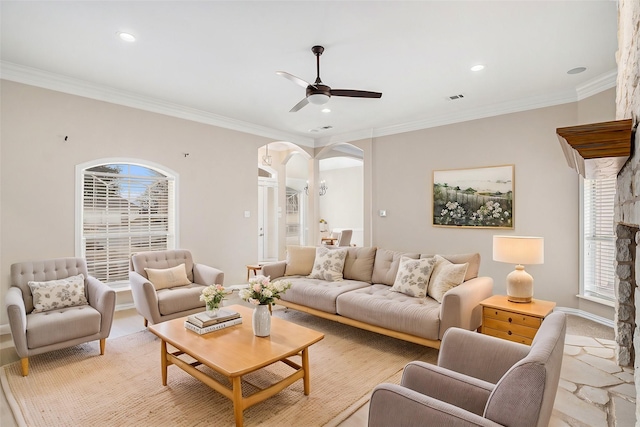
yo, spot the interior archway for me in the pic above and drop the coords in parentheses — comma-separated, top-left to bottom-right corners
(317, 143, 364, 247)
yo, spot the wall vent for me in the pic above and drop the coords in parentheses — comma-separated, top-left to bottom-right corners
(448, 94, 465, 101)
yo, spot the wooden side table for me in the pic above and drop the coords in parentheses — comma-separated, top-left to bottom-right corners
(480, 295, 556, 345)
(246, 264, 262, 281)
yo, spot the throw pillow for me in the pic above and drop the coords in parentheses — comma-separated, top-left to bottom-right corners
(28, 274, 88, 313)
(284, 245, 317, 276)
(427, 255, 469, 303)
(308, 246, 348, 281)
(391, 256, 437, 298)
(144, 263, 191, 290)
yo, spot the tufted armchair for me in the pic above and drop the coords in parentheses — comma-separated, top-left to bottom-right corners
(6, 258, 116, 376)
(369, 311, 566, 427)
(129, 249, 224, 326)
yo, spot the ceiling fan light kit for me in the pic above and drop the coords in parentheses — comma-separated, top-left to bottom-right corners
(277, 45, 382, 112)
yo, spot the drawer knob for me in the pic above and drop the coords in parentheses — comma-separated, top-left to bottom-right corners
(508, 330, 512, 335)
(508, 317, 513, 323)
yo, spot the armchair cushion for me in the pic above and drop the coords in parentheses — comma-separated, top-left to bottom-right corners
(157, 283, 206, 315)
(28, 273, 88, 313)
(144, 264, 191, 290)
(27, 305, 101, 349)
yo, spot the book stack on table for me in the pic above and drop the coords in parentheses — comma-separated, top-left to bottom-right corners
(184, 308, 242, 334)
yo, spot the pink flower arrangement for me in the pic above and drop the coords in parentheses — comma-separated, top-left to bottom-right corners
(200, 284, 227, 310)
(239, 275, 292, 306)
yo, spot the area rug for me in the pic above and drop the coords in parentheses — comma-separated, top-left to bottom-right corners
(2, 309, 438, 426)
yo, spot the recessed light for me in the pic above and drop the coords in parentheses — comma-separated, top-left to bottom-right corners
(321, 108, 331, 113)
(470, 64, 485, 72)
(117, 32, 136, 42)
(567, 67, 586, 75)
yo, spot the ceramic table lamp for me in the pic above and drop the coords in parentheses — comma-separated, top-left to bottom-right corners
(493, 235, 544, 303)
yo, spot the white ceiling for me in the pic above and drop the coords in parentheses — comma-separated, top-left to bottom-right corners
(0, 1, 618, 148)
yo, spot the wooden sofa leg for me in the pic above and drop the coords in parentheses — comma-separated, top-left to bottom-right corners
(20, 358, 28, 376)
(100, 338, 106, 355)
(144, 318, 148, 327)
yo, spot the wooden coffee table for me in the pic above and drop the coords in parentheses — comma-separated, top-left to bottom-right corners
(148, 304, 324, 427)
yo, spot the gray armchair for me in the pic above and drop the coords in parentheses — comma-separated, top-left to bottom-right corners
(129, 249, 224, 326)
(6, 258, 116, 376)
(369, 311, 566, 427)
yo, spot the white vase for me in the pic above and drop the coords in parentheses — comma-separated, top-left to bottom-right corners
(252, 304, 271, 337)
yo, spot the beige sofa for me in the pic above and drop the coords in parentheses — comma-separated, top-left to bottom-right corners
(262, 246, 493, 349)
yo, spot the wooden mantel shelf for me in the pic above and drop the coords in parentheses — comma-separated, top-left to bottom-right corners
(556, 119, 633, 179)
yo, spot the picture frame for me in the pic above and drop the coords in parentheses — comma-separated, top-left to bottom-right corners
(433, 164, 514, 229)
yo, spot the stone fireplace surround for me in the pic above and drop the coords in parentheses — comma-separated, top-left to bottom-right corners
(613, 0, 639, 423)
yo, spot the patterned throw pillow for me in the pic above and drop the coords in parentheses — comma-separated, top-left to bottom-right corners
(391, 256, 437, 298)
(308, 247, 348, 281)
(144, 263, 191, 290)
(28, 274, 88, 313)
(427, 255, 469, 303)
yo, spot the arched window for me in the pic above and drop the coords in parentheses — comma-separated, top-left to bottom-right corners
(77, 160, 177, 286)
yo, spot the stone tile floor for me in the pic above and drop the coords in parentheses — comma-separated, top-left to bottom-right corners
(550, 335, 636, 426)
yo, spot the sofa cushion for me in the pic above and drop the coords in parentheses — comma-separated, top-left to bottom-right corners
(336, 284, 442, 340)
(391, 256, 437, 298)
(285, 245, 317, 276)
(28, 274, 88, 313)
(279, 277, 371, 313)
(420, 253, 480, 281)
(308, 247, 348, 281)
(427, 255, 469, 303)
(343, 247, 377, 283)
(145, 264, 191, 290)
(372, 249, 420, 286)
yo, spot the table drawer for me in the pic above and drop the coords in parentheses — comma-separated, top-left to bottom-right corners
(483, 307, 543, 328)
(483, 326, 533, 345)
(482, 317, 539, 339)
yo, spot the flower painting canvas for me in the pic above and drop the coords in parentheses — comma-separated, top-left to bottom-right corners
(433, 165, 514, 229)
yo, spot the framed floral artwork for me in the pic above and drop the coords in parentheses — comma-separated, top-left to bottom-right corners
(433, 165, 514, 229)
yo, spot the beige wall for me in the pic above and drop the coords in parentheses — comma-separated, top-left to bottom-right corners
(367, 88, 616, 312)
(0, 80, 274, 325)
(0, 79, 616, 328)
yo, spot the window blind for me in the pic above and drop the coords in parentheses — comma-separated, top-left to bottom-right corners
(82, 165, 174, 284)
(583, 177, 616, 300)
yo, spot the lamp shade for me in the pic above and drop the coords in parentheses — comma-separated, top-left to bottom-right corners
(493, 236, 544, 265)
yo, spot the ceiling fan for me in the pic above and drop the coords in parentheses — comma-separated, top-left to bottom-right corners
(276, 45, 382, 112)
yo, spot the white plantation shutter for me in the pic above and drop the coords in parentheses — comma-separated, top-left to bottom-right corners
(82, 164, 175, 284)
(583, 177, 616, 300)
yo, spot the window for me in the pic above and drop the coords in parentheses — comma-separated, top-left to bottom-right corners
(79, 162, 176, 285)
(582, 177, 616, 301)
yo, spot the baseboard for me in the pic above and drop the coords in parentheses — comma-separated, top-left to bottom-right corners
(0, 324, 9, 336)
(555, 306, 615, 329)
(115, 302, 135, 312)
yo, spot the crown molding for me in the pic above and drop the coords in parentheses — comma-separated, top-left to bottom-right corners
(2, 61, 615, 150)
(0, 61, 315, 148)
(322, 88, 580, 146)
(321, 69, 618, 147)
(575, 69, 617, 100)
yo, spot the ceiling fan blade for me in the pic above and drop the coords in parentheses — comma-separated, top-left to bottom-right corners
(289, 97, 309, 112)
(330, 89, 382, 99)
(276, 71, 313, 89)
